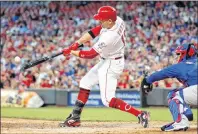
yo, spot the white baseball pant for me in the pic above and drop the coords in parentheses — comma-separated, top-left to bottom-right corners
(79, 58, 124, 107)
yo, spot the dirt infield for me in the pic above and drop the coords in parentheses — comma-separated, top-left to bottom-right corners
(1, 118, 197, 134)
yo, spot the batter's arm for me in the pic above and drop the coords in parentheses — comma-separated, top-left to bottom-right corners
(88, 25, 102, 39)
(77, 32, 93, 45)
(77, 25, 102, 44)
(71, 48, 99, 59)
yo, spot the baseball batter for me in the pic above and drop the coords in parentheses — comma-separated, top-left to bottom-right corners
(59, 6, 150, 128)
(141, 43, 197, 131)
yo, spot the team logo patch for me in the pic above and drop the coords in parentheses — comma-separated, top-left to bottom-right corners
(98, 42, 106, 49)
(125, 104, 131, 111)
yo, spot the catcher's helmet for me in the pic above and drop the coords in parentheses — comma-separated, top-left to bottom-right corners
(93, 6, 117, 21)
(175, 43, 197, 63)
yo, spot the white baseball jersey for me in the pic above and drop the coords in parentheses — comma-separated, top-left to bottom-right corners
(80, 16, 126, 107)
(93, 16, 126, 59)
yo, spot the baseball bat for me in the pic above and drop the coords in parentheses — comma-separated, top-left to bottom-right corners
(20, 44, 84, 71)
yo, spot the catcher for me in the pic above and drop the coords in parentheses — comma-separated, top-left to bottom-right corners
(141, 43, 197, 131)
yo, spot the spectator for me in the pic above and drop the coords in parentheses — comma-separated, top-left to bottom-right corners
(1, 1, 197, 90)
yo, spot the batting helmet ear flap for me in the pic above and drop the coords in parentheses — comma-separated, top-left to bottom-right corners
(186, 43, 195, 59)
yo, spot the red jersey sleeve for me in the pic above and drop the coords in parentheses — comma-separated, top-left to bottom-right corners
(79, 48, 99, 59)
(88, 25, 102, 38)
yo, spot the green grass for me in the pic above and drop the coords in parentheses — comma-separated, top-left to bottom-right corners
(1, 107, 197, 122)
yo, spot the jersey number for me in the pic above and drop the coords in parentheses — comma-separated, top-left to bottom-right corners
(121, 30, 126, 46)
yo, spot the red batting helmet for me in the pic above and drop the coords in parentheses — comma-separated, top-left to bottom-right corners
(93, 6, 117, 21)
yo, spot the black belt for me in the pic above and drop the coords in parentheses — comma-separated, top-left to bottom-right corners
(101, 56, 122, 60)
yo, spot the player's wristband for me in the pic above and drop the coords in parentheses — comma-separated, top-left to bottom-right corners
(88, 30, 96, 39)
(79, 48, 98, 59)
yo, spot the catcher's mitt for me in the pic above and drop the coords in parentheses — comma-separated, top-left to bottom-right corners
(141, 77, 153, 95)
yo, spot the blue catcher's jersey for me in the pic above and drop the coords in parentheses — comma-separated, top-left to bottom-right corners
(146, 57, 198, 87)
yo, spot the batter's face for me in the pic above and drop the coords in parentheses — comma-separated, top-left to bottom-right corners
(99, 19, 113, 29)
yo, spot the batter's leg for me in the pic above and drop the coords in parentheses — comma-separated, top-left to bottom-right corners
(98, 62, 149, 128)
(59, 63, 100, 127)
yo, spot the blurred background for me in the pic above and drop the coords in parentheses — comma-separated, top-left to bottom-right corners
(0, 1, 197, 93)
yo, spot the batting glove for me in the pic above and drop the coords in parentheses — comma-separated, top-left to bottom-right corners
(62, 48, 71, 56)
(62, 42, 80, 56)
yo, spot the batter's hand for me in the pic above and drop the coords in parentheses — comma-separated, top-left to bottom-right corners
(70, 50, 80, 57)
(62, 42, 80, 56)
(62, 48, 71, 56)
(141, 77, 153, 95)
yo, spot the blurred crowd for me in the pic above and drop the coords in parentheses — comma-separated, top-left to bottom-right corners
(1, 1, 197, 90)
